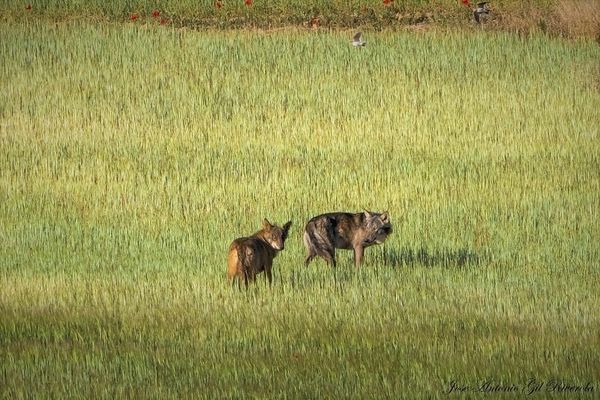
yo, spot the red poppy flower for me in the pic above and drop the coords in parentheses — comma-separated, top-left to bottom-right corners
(244, 0, 253, 6)
(383, 0, 393, 5)
(461, 0, 470, 6)
(160, 18, 168, 25)
(26, 4, 32, 11)
(215, 0, 223, 8)
(130, 13, 139, 21)
(152, 10, 160, 18)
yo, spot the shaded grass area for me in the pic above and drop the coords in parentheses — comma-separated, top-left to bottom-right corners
(1, 270, 598, 398)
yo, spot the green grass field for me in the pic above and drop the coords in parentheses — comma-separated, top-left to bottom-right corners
(1, 12, 599, 399)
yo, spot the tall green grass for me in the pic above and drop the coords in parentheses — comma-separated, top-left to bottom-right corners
(1, 19, 599, 398)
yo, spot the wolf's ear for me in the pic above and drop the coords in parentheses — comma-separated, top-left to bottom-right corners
(283, 221, 292, 238)
(381, 212, 389, 223)
(363, 209, 373, 219)
(262, 219, 273, 229)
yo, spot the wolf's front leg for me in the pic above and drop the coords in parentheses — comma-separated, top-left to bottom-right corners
(353, 245, 364, 268)
(266, 268, 273, 286)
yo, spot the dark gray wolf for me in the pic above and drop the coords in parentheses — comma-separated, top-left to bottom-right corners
(303, 211, 392, 268)
(227, 219, 292, 288)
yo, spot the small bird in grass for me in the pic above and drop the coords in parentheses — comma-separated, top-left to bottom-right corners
(352, 32, 367, 47)
(473, 2, 490, 24)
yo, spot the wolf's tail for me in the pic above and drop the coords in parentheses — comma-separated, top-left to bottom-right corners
(237, 246, 251, 272)
(303, 228, 319, 257)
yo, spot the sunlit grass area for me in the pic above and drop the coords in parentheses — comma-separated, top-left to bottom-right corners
(1, 18, 599, 398)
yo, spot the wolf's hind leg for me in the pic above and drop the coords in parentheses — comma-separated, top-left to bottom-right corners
(304, 253, 316, 266)
(319, 248, 337, 268)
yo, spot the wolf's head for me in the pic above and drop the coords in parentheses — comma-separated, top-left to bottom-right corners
(261, 219, 292, 250)
(363, 210, 393, 245)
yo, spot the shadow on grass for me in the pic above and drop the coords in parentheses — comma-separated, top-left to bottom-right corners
(284, 246, 492, 291)
(380, 246, 491, 268)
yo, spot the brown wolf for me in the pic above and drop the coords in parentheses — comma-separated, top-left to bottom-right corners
(303, 210, 392, 268)
(227, 219, 292, 288)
